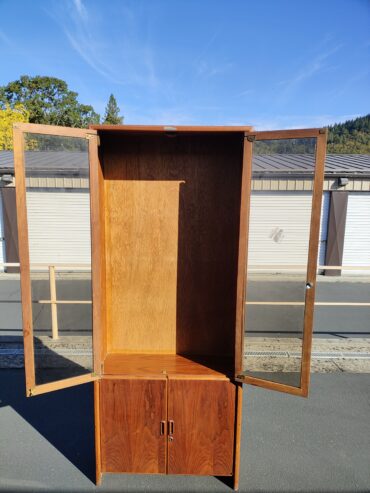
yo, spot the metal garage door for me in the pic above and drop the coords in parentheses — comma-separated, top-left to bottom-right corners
(248, 191, 329, 270)
(0, 193, 5, 271)
(26, 190, 91, 266)
(342, 192, 370, 271)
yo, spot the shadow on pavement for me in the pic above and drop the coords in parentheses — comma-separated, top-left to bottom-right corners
(0, 368, 95, 483)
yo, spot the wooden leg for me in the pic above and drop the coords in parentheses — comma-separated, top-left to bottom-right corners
(94, 380, 102, 485)
(233, 383, 243, 491)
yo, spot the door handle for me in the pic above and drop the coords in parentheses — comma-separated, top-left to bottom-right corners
(160, 420, 166, 436)
(168, 420, 174, 436)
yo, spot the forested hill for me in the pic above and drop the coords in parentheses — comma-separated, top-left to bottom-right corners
(328, 114, 370, 153)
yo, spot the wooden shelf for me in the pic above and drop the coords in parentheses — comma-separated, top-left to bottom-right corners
(103, 353, 233, 380)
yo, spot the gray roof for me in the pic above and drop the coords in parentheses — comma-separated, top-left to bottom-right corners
(0, 150, 88, 177)
(253, 154, 370, 176)
(0, 150, 370, 177)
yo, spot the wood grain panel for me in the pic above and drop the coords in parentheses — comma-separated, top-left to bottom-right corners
(235, 137, 252, 375)
(14, 122, 96, 138)
(13, 126, 35, 394)
(91, 125, 252, 133)
(105, 176, 180, 353)
(100, 378, 167, 474)
(29, 374, 98, 396)
(89, 135, 107, 370)
(252, 128, 323, 140)
(102, 133, 243, 356)
(233, 383, 243, 490)
(168, 379, 236, 476)
(94, 380, 102, 485)
(103, 353, 232, 379)
(300, 130, 327, 396)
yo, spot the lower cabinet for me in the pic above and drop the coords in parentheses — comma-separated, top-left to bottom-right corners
(100, 378, 236, 476)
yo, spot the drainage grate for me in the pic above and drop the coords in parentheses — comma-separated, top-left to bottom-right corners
(245, 351, 288, 356)
(244, 350, 370, 359)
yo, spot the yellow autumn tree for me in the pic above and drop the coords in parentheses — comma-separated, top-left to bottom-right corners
(0, 104, 29, 150)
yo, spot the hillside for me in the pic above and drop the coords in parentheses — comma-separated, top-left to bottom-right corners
(253, 114, 370, 155)
(328, 114, 370, 153)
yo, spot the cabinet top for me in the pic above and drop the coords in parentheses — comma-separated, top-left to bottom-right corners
(89, 124, 253, 133)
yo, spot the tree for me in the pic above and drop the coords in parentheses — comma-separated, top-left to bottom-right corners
(0, 75, 100, 128)
(103, 94, 123, 124)
(0, 104, 29, 150)
(327, 114, 370, 153)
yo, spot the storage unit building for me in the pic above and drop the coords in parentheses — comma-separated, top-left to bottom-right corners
(1, 150, 369, 274)
(342, 192, 370, 268)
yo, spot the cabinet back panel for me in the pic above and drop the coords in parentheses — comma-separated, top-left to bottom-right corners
(102, 133, 243, 356)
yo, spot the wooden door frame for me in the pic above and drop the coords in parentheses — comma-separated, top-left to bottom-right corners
(13, 122, 100, 396)
(235, 128, 327, 397)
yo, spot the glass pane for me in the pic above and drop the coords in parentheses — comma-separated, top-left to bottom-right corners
(313, 189, 370, 373)
(242, 138, 317, 387)
(24, 133, 93, 385)
(0, 180, 23, 367)
(314, 273, 370, 373)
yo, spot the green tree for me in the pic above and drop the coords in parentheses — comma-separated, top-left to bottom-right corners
(0, 75, 100, 128)
(103, 94, 123, 124)
(327, 114, 370, 153)
(0, 103, 29, 150)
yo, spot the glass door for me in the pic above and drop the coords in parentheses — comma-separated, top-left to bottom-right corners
(13, 123, 100, 396)
(236, 128, 327, 396)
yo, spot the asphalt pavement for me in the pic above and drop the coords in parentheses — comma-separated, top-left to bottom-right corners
(1, 275, 370, 337)
(0, 370, 369, 493)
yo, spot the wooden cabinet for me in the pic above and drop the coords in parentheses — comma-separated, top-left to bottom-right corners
(101, 378, 236, 476)
(13, 123, 327, 490)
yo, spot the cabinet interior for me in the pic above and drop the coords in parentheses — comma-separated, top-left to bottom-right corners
(99, 131, 244, 376)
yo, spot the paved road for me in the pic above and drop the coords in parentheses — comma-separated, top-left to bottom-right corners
(1, 276, 369, 337)
(0, 370, 369, 492)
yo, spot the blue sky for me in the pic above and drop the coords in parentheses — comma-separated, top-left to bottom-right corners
(0, 0, 369, 129)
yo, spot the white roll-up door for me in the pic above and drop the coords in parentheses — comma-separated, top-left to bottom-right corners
(248, 191, 329, 270)
(342, 192, 370, 272)
(0, 193, 5, 271)
(26, 190, 91, 266)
